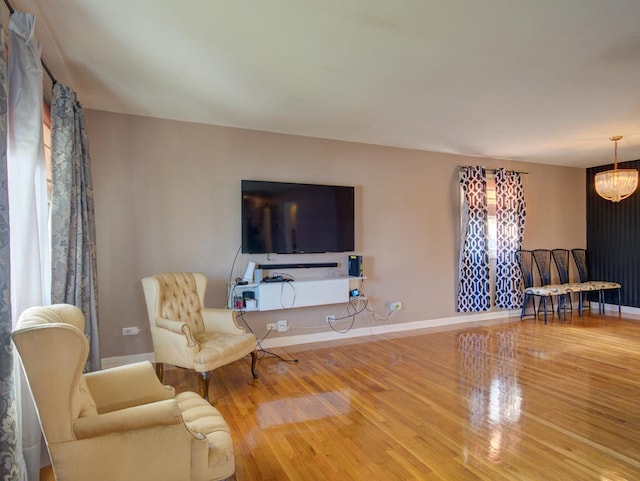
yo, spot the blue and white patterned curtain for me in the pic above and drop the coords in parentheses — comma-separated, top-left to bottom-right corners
(457, 166, 490, 312)
(494, 168, 527, 309)
(50, 82, 100, 371)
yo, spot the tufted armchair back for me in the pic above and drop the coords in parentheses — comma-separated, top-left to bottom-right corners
(156, 272, 206, 336)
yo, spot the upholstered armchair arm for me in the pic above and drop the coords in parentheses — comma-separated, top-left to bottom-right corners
(156, 317, 198, 347)
(73, 399, 184, 439)
(84, 361, 175, 414)
(201, 308, 246, 335)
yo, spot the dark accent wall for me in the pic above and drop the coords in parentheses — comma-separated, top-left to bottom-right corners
(586, 159, 640, 307)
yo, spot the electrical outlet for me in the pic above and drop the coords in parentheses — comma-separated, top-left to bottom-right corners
(276, 320, 289, 332)
(122, 326, 140, 336)
(326, 315, 336, 323)
(266, 322, 277, 331)
(389, 301, 402, 312)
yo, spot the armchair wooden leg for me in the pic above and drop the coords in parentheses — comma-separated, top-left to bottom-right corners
(155, 362, 164, 383)
(250, 351, 259, 379)
(198, 371, 211, 401)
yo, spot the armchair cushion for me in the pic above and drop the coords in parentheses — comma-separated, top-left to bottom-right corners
(192, 332, 257, 371)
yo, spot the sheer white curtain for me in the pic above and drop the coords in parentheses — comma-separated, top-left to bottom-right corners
(7, 12, 49, 481)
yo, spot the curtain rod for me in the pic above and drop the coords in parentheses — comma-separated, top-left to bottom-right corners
(3, 0, 57, 84)
(458, 166, 529, 175)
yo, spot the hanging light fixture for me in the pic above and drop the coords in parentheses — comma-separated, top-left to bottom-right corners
(594, 135, 638, 202)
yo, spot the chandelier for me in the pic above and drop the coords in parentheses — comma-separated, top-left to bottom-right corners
(594, 136, 638, 202)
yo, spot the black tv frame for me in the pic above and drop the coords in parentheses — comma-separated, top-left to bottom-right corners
(241, 180, 355, 254)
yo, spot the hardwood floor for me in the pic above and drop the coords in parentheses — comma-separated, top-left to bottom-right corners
(164, 312, 640, 481)
(39, 465, 54, 481)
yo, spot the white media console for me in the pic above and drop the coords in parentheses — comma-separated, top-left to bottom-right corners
(228, 277, 363, 311)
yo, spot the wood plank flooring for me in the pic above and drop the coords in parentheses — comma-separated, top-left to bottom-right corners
(165, 312, 640, 481)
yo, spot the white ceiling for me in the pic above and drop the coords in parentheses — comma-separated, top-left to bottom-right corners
(11, 0, 640, 167)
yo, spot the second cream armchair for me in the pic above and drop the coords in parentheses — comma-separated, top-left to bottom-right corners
(142, 272, 258, 400)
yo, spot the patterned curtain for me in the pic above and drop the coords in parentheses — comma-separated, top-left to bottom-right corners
(0, 7, 19, 480)
(457, 166, 490, 312)
(50, 83, 100, 371)
(494, 168, 527, 309)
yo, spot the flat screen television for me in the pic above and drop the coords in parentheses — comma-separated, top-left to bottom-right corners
(241, 180, 355, 254)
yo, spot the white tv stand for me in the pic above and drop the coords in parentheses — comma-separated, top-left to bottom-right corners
(228, 277, 363, 311)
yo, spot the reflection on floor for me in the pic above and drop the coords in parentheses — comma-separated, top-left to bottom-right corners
(165, 312, 640, 481)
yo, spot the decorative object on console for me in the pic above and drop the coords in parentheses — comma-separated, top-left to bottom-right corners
(253, 268, 263, 283)
(142, 272, 258, 401)
(348, 255, 363, 277)
(595, 136, 638, 202)
(12, 304, 236, 481)
(242, 261, 256, 282)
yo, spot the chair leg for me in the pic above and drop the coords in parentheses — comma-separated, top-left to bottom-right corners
(198, 372, 211, 401)
(618, 288, 622, 314)
(577, 290, 583, 317)
(558, 294, 570, 320)
(155, 362, 164, 383)
(599, 290, 604, 314)
(250, 351, 259, 379)
(521, 293, 538, 320)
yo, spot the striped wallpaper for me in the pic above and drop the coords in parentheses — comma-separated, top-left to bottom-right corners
(586, 159, 640, 307)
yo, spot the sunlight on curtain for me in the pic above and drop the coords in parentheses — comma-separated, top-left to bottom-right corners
(7, 12, 49, 481)
(7, 13, 49, 312)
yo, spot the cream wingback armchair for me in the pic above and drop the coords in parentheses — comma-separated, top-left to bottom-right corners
(12, 304, 235, 481)
(142, 272, 258, 400)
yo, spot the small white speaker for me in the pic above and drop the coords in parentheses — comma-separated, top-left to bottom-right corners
(242, 261, 256, 282)
(253, 268, 263, 283)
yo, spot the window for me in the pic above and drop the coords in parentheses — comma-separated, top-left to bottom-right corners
(486, 174, 497, 259)
(458, 167, 527, 311)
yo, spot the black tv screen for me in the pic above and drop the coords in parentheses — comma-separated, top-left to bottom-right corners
(241, 180, 355, 254)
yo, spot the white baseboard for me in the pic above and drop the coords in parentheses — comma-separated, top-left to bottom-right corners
(259, 309, 521, 349)
(100, 311, 517, 367)
(102, 305, 639, 366)
(101, 352, 155, 369)
(598, 302, 640, 316)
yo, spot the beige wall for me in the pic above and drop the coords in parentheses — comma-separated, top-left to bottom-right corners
(85, 110, 586, 359)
